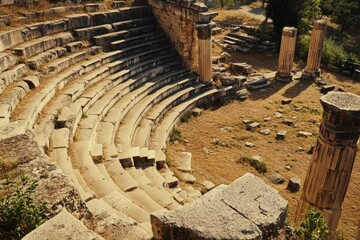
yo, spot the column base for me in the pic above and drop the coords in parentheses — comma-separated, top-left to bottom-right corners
(275, 72, 293, 82)
(301, 69, 321, 80)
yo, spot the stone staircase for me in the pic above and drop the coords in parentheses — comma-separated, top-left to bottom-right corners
(0, 3, 233, 239)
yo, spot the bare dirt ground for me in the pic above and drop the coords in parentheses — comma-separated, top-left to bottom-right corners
(167, 7, 360, 240)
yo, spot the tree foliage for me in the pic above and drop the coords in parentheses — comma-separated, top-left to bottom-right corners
(332, 0, 360, 32)
(266, 0, 320, 40)
(0, 176, 48, 240)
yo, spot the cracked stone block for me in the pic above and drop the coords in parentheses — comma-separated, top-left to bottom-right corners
(151, 173, 288, 240)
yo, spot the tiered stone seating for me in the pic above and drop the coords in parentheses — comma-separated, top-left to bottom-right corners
(0, 3, 234, 238)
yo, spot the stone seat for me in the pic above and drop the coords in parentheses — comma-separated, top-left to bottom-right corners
(44, 50, 90, 74)
(75, 55, 179, 143)
(149, 87, 233, 153)
(116, 74, 198, 151)
(110, 31, 164, 50)
(132, 81, 209, 148)
(0, 52, 18, 73)
(111, 17, 156, 31)
(94, 61, 187, 147)
(51, 147, 96, 201)
(11, 32, 73, 58)
(93, 25, 158, 46)
(0, 63, 27, 94)
(27, 47, 68, 70)
(126, 167, 180, 210)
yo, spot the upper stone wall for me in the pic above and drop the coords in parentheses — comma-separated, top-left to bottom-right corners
(148, 0, 217, 71)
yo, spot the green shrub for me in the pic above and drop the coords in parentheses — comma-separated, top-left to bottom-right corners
(237, 156, 267, 173)
(180, 110, 192, 123)
(294, 209, 330, 240)
(0, 176, 48, 240)
(322, 38, 347, 67)
(169, 128, 182, 142)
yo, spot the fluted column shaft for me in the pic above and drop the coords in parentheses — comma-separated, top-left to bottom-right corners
(296, 92, 360, 233)
(196, 24, 213, 83)
(302, 20, 327, 80)
(276, 27, 297, 82)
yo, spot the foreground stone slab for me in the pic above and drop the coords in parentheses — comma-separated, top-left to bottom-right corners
(23, 210, 104, 240)
(151, 173, 288, 239)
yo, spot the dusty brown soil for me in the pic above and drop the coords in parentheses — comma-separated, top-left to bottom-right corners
(167, 9, 360, 240)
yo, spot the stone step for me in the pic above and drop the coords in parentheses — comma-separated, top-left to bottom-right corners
(110, 31, 164, 50)
(75, 56, 179, 143)
(149, 86, 233, 154)
(44, 50, 89, 75)
(111, 17, 156, 31)
(224, 35, 246, 45)
(93, 25, 159, 47)
(126, 167, 180, 210)
(12, 32, 73, 58)
(50, 147, 96, 201)
(72, 141, 116, 198)
(0, 52, 18, 73)
(101, 190, 150, 223)
(74, 24, 113, 41)
(86, 198, 135, 223)
(27, 47, 67, 70)
(132, 81, 208, 148)
(116, 75, 198, 151)
(96, 62, 187, 147)
(0, 63, 27, 94)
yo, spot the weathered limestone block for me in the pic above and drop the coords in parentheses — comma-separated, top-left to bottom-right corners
(23, 210, 103, 240)
(0, 123, 92, 220)
(0, 28, 24, 52)
(112, 1, 127, 8)
(74, 24, 113, 40)
(66, 14, 92, 30)
(85, 3, 107, 13)
(0, 63, 27, 85)
(27, 47, 67, 70)
(151, 173, 288, 239)
(0, 52, 17, 73)
(175, 151, 192, 173)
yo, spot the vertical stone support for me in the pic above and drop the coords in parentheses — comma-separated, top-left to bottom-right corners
(295, 92, 360, 233)
(196, 23, 213, 83)
(276, 27, 297, 82)
(302, 20, 327, 80)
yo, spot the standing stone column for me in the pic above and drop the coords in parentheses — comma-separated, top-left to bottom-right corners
(302, 20, 327, 80)
(295, 92, 360, 233)
(196, 23, 213, 83)
(276, 27, 297, 82)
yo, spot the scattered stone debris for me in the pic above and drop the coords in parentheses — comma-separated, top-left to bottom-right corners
(192, 108, 202, 117)
(307, 144, 315, 154)
(284, 164, 292, 171)
(242, 119, 252, 124)
(231, 62, 253, 75)
(276, 130, 287, 140)
(321, 85, 336, 94)
(294, 106, 303, 111)
(175, 152, 192, 173)
(282, 98, 292, 105)
(267, 172, 285, 184)
(179, 173, 196, 184)
(201, 180, 216, 194)
(282, 119, 294, 126)
(246, 122, 260, 131)
(297, 147, 305, 152)
(260, 129, 271, 135)
(287, 177, 301, 192)
(245, 142, 255, 148)
(298, 131, 312, 137)
(202, 147, 209, 154)
(244, 75, 271, 90)
(263, 117, 272, 122)
(274, 112, 283, 118)
(211, 138, 220, 145)
(251, 155, 263, 163)
(236, 89, 249, 100)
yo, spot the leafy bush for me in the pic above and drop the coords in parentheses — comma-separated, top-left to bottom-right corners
(169, 128, 182, 142)
(0, 176, 48, 240)
(237, 156, 267, 173)
(294, 210, 329, 240)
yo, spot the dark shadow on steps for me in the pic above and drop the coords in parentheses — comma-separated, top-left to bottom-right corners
(282, 79, 313, 99)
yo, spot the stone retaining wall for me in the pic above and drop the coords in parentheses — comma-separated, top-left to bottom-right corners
(148, 0, 217, 72)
